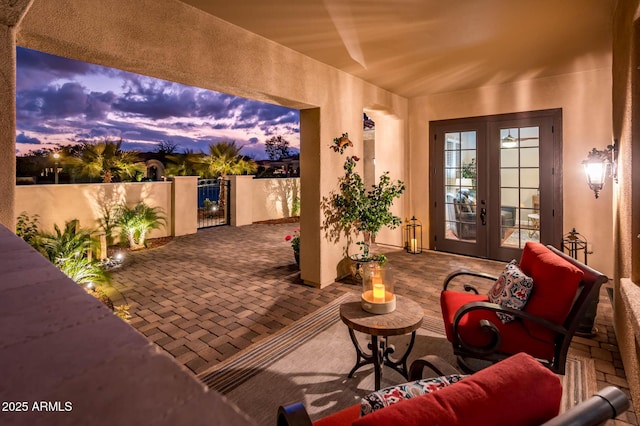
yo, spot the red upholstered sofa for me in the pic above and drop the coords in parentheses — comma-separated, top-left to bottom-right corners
(277, 353, 629, 426)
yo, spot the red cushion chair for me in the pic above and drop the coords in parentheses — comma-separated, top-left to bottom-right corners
(440, 242, 607, 374)
(277, 353, 629, 426)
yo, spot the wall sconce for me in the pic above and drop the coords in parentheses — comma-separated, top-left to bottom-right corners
(582, 140, 618, 199)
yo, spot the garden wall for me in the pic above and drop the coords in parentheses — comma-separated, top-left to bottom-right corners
(14, 177, 300, 240)
(252, 177, 300, 222)
(15, 181, 174, 241)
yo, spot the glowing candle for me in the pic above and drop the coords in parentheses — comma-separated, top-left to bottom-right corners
(410, 238, 418, 252)
(372, 283, 385, 303)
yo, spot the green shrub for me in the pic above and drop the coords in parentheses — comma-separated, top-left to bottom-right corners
(16, 212, 40, 246)
(116, 202, 166, 250)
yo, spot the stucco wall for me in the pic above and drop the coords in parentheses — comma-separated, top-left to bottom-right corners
(0, 225, 254, 426)
(612, 0, 640, 419)
(252, 178, 300, 223)
(410, 67, 614, 277)
(16, 0, 409, 287)
(15, 182, 173, 241)
(0, 23, 16, 230)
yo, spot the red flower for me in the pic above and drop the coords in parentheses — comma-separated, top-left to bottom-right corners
(285, 235, 292, 241)
(352, 155, 360, 161)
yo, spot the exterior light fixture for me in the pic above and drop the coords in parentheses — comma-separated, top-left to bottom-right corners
(405, 216, 422, 254)
(53, 152, 61, 184)
(361, 262, 396, 314)
(582, 141, 618, 199)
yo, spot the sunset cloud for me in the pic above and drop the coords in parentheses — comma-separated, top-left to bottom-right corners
(15, 47, 300, 159)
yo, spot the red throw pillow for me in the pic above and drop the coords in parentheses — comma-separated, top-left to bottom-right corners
(352, 353, 562, 426)
(518, 242, 583, 341)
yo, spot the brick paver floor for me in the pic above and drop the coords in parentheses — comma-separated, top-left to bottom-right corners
(110, 222, 637, 425)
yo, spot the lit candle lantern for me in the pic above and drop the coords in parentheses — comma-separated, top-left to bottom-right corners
(372, 283, 385, 303)
(405, 216, 422, 254)
(361, 263, 396, 314)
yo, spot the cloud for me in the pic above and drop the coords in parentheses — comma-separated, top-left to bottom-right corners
(17, 82, 117, 121)
(113, 77, 199, 119)
(16, 47, 100, 91)
(16, 133, 41, 144)
(15, 47, 301, 158)
(86, 91, 117, 119)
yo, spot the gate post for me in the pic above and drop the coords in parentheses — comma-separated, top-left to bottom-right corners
(171, 176, 198, 236)
(227, 175, 255, 226)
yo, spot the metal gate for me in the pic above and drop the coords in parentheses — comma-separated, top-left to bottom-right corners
(197, 179, 230, 228)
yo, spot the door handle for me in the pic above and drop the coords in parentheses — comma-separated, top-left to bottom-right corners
(480, 208, 487, 225)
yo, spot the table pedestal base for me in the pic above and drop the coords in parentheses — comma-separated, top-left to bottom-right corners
(346, 328, 417, 390)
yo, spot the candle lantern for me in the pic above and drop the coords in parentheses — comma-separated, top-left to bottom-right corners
(405, 216, 422, 254)
(361, 262, 396, 314)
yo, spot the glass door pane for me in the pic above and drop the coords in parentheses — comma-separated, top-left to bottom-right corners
(499, 126, 540, 248)
(444, 131, 477, 242)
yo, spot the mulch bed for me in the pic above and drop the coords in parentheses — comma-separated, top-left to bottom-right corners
(253, 216, 300, 224)
(106, 236, 174, 257)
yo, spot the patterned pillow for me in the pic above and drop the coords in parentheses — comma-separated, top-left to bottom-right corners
(360, 374, 467, 416)
(488, 260, 534, 323)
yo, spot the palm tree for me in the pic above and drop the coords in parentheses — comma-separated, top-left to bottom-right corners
(165, 149, 204, 177)
(66, 138, 146, 182)
(116, 202, 166, 250)
(201, 141, 257, 178)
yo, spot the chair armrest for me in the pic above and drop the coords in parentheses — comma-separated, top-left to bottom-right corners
(452, 301, 568, 355)
(408, 355, 461, 380)
(454, 301, 568, 336)
(541, 386, 630, 426)
(277, 403, 313, 426)
(443, 269, 497, 291)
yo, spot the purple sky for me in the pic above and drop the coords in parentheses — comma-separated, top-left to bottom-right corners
(15, 47, 300, 160)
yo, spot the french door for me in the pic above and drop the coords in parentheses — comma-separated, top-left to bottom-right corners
(429, 110, 562, 262)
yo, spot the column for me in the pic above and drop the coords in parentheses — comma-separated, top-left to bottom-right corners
(0, 0, 33, 231)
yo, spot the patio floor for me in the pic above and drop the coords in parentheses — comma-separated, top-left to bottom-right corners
(111, 222, 637, 425)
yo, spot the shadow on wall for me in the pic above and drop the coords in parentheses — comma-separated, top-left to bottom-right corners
(258, 178, 300, 220)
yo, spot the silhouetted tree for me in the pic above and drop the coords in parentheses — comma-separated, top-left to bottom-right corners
(201, 141, 257, 178)
(66, 138, 146, 182)
(265, 135, 290, 161)
(154, 140, 179, 156)
(165, 149, 203, 176)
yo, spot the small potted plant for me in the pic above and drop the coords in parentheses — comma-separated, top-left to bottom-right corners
(285, 228, 300, 266)
(324, 133, 405, 281)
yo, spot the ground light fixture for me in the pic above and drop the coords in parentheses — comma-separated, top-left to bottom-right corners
(361, 262, 396, 314)
(582, 140, 618, 199)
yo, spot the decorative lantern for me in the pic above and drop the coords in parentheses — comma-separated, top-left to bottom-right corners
(405, 216, 422, 254)
(361, 262, 396, 314)
(562, 228, 590, 265)
(562, 228, 597, 337)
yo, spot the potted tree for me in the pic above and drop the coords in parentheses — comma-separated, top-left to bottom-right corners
(324, 133, 405, 281)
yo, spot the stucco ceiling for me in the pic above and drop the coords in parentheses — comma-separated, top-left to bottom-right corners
(180, 0, 614, 98)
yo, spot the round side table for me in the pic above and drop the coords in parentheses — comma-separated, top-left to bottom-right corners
(339, 294, 424, 390)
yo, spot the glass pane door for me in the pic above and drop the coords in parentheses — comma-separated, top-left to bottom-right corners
(444, 131, 477, 243)
(499, 126, 540, 248)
